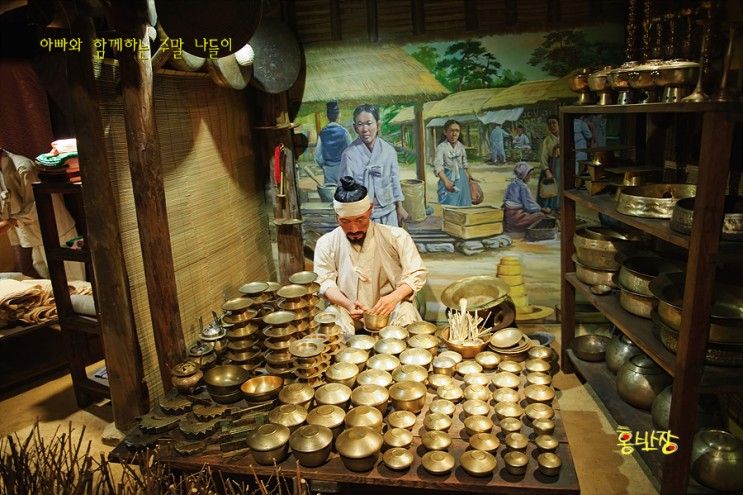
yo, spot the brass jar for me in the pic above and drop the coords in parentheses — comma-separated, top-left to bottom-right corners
(526, 372, 553, 387)
(268, 404, 308, 432)
(524, 384, 555, 404)
(335, 347, 369, 372)
(438, 350, 463, 364)
(460, 449, 497, 477)
(335, 426, 383, 472)
(525, 403, 555, 422)
(389, 380, 427, 413)
(469, 432, 500, 454)
(690, 429, 743, 492)
(350, 384, 389, 414)
(463, 373, 491, 387)
(383, 427, 413, 450)
(379, 325, 408, 340)
(171, 361, 203, 394)
(432, 356, 456, 376)
(247, 423, 290, 465)
(499, 417, 523, 434)
(492, 372, 521, 390)
(616, 354, 672, 410)
(289, 424, 333, 467)
(456, 360, 483, 377)
(606, 333, 641, 374)
(347, 334, 377, 352)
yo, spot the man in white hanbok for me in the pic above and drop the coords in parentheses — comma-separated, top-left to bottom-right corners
(314, 177, 428, 338)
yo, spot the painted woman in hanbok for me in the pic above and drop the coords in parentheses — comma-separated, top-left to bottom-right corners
(339, 104, 407, 227)
(503, 162, 551, 232)
(433, 119, 473, 206)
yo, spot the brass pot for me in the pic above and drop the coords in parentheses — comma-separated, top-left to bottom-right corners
(618, 256, 681, 297)
(269, 404, 308, 432)
(460, 449, 497, 477)
(606, 332, 642, 374)
(493, 387, 520, 404)
(505, 432, 529, 452)
(469, 432, 500, 454)
(289, 424, 333, 467)
(325, 362, 359, 388)
(389, 380, 427, 413)
(421, 430, 451, 451)
(573, 254, 618, 288)
(504, 451, 529, 476)
(171, 361, 203, 394)
(350, 384, 389, 414)
(538, 452, 562, 477)
(463, 399, 490, 417)
(383, 447, 414, 471)
(421, 451, 455, 476)
(429, 399, 456, 417)
(573, 227, 643, 271)
(279, 382, 315, 409)
(464, 415, 494, 436)
(432, 356, 456, 376)
(367, 353, 401, 373)
(399, 348, 433, 367)
(247, 423, 290, 465)
(374, 338, 406, 356)
(315, 383, 352, 409)
(424, 413, 452, 432)
(344, 405, 383, 432)
(306, 405, 346, 439)
(691, 429, 743, 492)
(392, 364, 428, 385)
(386, 410, 417, 430)
(383, 427, 413, 450)
(616, 354, 672, 410)
(651, 385, 721, 431)
(671, 196, 743, 241)
(619, 285, 656, 319)
(464, 384, 491, 402)
(335, 426, 383, 472)
(356, 369, 393, 388)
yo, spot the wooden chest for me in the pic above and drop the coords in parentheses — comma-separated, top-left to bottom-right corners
(442, 205, 504, 226)
(443, 220, 503, 239)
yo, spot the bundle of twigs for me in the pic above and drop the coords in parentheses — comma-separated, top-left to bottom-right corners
(447, 298, 489, 344)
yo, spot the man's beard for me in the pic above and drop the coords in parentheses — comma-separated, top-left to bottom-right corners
(347, 232, 366, 245)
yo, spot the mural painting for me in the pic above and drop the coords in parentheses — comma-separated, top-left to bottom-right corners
(295, 26, 624, 321)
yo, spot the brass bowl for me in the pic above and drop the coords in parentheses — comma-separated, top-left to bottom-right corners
(356, 369, 393, 388)
(456, 360, 483, 376)
(524, 359, 551, 374)
(424, 413, 452, 432)
(335, 347, 369, 371)
(535, 434, 559, 453)
(386, 410, 417, 430)
(652, 60, 699, 87)
(460, 449, 497, 477)
(350, 384, 389, 414)
(421, 430, 452, 451)
(573, 226, 643, 271)
(347, 334, 377, 352)
(379, 325, 408, 340)
(505, 432, 529, 452)
(367, 353, 401, 373)
(315, 383, 352, 409)
(374, 338, 407, 356)
(538, 452, 562, 477)
(277, 284, 309, 300)
(429, 398, 456, 417)
(407, 321, 438, 335)
(525, 384, 555, 404)
(363, 311, 389, 331)
(497, 360, 523, 374)
(432, 356, 456, 376)
(475, 351, 501, 370)
(464, 384, 491, 402)
(443, 335, 488, 358)
(573, 254, 618, 288)
(440, 276, 510, 314)
(240, 375, 283, 402)
(469, 432, 500, 454)
(247, 423, 290, 465)
(499, 417, 523, 434)
(428, 373, 454, 390)
(421, 451, 455, 476)
(572, 334, 610, 362)
(408, 334, 441, 354)
(490, 327, 523, 348)
(438, 350, 463, 364)
(533, 418, 556, 436)
(288, 270, 318, 285)
(436, 383, 464, 403)
(289, 424, 333, 467)
(392, 364, 428, 385)
(504, 451, 529, 476)
(526, 372, 553, 387)
(279, 382, 315, 408)
(325, 362, 359, 388)
(383, 447, 414, 471)
(492, 372, 521, 390)
(495, 401, 524, 421)
(239, 281, 269, 297)
(344, 405, 383, 432)
(671, 196, 743, 241)
(203, 365, 250, 395)
(463, 373, 490, 387)
(525, 403, 555, 422)
(269, 404, 308, 432)
(383, 427, 413, 449)
(464, 415, 494, 436)
(306, 405, 346, 437)
(617, 184, 697, 219)
(492, 386, 518, 403)
(399, 348, 433, 367)
(263, 310, 297, 327)
(529, 345, 556, 362)
(619, 286, 656, 319)
(618, 256, 682, 298)
(463, 399, 490, 417)
(389, 380, 427, 413)
(335, 426, 383, 472)
(568, 67, 591, 91)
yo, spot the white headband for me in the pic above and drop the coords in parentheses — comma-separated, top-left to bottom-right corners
(333, 197, 372, 217)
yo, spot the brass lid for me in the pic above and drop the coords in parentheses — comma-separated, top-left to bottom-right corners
(529, 346, 555, 361)
(504, 450, 529, 468)
(344, 405, 383, 430)
(325, 362, 359, 382)
(538, 452, 562, 469)
(456, 360, 483, 376)
(526, 371, 553, 386)
(335, 426, 383, 459)
(505, 432, 529, 450)
(492, 372, 521, 389)
(350, 384, 389, 408)
(306, 404, 346, 429)
(421, 430, 452, 451)
(463, 384, 491, 402)
(379, 325, 408, 340)
(469, 432, 500, 452)
(239, 281, 269, 296)
(533, 418, 556, 435)
(463, 373, 490, 387)
(386, 410, 417, 430)
(335, 347, 369, 366)
(289, 424, 333, 453)
(263, 311, 297, 326)
(493, 387, 520, 404)
(463, 399, 490, 417)
(495, 401, 524, 419)
(356, 369, 393, 388)
(222, 297, 254, 312)
(475, 351, 501, 369)
(172, 360, 199, 377)
(389, 380, 427, 402)
(188, 341, 214, 357)
(278, 382, 315, 405)
(499, 417, 523, 433)
(460, 449, 497, 475)
(314, 383, 352, 405)
(314, 312, 337, 326)
(276, 284, 309, 300)
(423, 413, 452, 432)
(247, 423, 290, 451)
(289, 339, 325, 358)
(347, 334, 377, 351)
(374, 338, 407, 356)
(525, 384, 555, 404)
(498, 360, 523, 374)
(407, 333, 440, 350)
(399, 348, 433, 367)
(535, 434, 559, 451)
(383, 427, 413, 448)
(525, 358, 551, 374)
(438, 350, 463, 364)
(264, 281, 281, 293)
(464, 415, 494, 435)
(432, 356, 456, 370)
(407, 321, 438, 335)
(392, 364, 428, 384)
(436, 383, 464, 402)
(428, 374, 453, 390)
(367, 353, 400, 372)
(288, 271, 318, 285)
(429, 399, 456, 417)
(269, 404, 308, 428)
(525, 403, 555, 421)
(383, 447, 414, 470)
(421, 450, 455, 474)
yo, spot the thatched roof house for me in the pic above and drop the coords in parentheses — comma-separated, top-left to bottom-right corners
(482, 74, 574, 109)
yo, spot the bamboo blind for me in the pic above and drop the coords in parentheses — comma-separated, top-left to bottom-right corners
(95, 62, 274, 402)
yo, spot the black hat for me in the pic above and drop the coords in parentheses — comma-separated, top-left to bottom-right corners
(326, 100, 340, 118)
(334, 176, 367, 202)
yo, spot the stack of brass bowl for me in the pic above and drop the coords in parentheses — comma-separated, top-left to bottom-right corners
(262, 311, 298, 378)
(572, 227, 643, 292)
(314, 312, 344, 356)
(290, 337, 329, 387)
(288, 271, 322, 308)
(239, 281, 272, 316)
(277, 284, 315, 337)
(615, 256, 681, 319)
(489, 327, 532, 361)
(203, 364, 250, 404)
(671, 196, 743, 241)
(617, 184, 696, 219)
(222, 299, 262, 372)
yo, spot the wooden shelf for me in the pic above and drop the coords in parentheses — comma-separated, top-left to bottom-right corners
(48, 246, 90, 263)
(565, 273, 743, 392)
(32, 181, 83, 195)
(561, 102, 743, 115)
(60, 314, 100, 335)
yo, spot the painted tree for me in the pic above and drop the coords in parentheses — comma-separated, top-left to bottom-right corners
(528, 30, 623, 77)
(436, 40, 502, 91)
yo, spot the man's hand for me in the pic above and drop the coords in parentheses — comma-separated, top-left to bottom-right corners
(370, 292, 401, 317)
(348, 300, 367, 320)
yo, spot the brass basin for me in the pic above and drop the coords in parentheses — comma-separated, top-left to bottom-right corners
(671, 196, 743, 241)
(617, 184, 697, 219)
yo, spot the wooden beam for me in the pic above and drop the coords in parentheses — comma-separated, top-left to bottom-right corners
(504, 0, 518, 26)
(329, 0, 342, 41)
(547, 0, 561, 23)
(413, 104, 426, 204)
(464, 0, 479, 31)
(112, 1, 186, 389)
(366, 0, 378, 42)
(66, 16, 147, 430)
(411, 0, 425, 35)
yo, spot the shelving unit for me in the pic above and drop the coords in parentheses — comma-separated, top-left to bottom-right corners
(559, 104, 742, 495)
(32, 180, 108, 407)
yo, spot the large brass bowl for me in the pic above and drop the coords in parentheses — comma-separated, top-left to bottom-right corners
(573, 227, 643, 271)
(618, 256, 682, 297)
(240, 375, 283, 402)
(203, 365, 250, 395)
(571, 334, 610, 362)
(617, 184, 697, 219)
(671, 196, 743, 241)
(440, 276, 509, 313)
(363, 312, 389, 331)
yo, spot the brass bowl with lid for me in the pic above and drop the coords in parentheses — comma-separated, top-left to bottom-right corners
(464, 384, 491, 402)
(325, 362, 359, 388)
(475, 351, 501, 370)
(429, 399, 456, 417)
(350, 384, 389, 414)
(383, 447, 414, 471)
(347, 334, 377, 352)
(171, 360, 203, 394)
(493, 387, 520, 404)
(463, 399, 490, 417)
(407, 321, 438, 335)
(421, 450, 455, 475)
(460, 449, 497, 477)
(279, 382, 315, 409)
(538, 452, 562, 476)
(335, 347, 369, 372)
(407, 334, 440, 355)
(463, 373, 490, 387)
(356, 369, 393, 388)
(306, 405, 346, 439)
(374, 338, 407, 356)
(240, 375, 283, 402)
(436, 383, 464, 403)
(247, 423, 290, 465)
(492, 372, 521, 390)
(387, 410, 417, 430)
(366, 353, 400, 373)
(529, 345, 556, 362)
(535, 434, 559, 453)
(344, 405, 383, 432)
(469, 432, 500, 454)
(335, 426, 383, 472)
(268, 404, 308, 432)
(389, 380, 427, 413)
(533, 418, 556, 436)
(504, 450, 529, 475)
(392, 364, 428, 384)
(315, 383, 352, 409)
(525, 384, 555, 404)
(379, 325, 408, 340)
(421, 430, 452, 451)
(525, 403, 555, 422)
(432, 356, 456, 376)
(424, 413, 452, 432)
(289, 424, 333, 467)
(495, 401, 524, 421)
(399, 348, 433, 367)
(524, 358, 551, 374)
(526, 371, 553, 387)
(500, 417, 523, 434)
(383, 427, 413, 450)
(505, 432, 529, 452)
(498, 360, 523, 374)
(428, 373, 454, 391)
(464, 415, 494, 436)
(438, 350, 463, 364)
(456, 360, 483, 377)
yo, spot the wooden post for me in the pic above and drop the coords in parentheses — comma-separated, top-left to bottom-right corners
(366, 0, 378, 42)
(559, 109, 577, 374)
(414, 104, 427, 204)
(112, 1, 186, 388)
(66, 16, 147, 429)
(329, 0, 342, 40)
(411, 0, 425, 35)
(464, 0, 479, 30)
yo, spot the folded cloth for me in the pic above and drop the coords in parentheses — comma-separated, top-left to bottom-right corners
(36, 151, 78, 167)
(51, 138, 77, 154)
